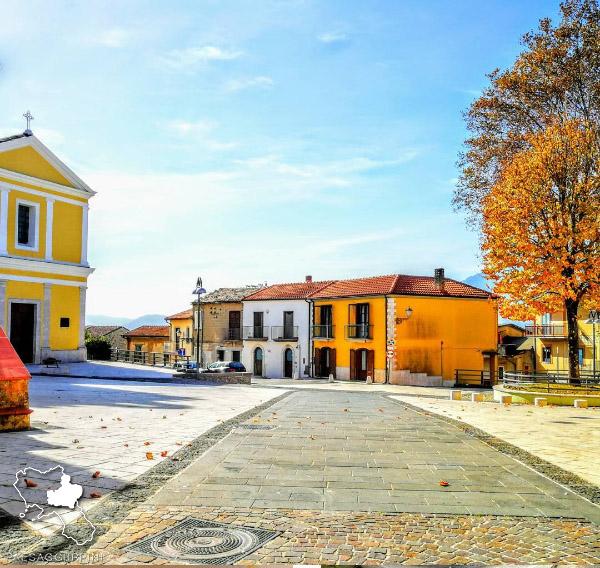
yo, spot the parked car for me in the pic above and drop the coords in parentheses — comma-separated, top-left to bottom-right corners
(174, 360, 197, 371)
(204, 361, 246, 373)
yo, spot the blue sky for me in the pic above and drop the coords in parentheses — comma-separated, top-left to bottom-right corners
(0, 0, 559, 318)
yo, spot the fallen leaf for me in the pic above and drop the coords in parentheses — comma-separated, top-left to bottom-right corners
(25, 479, 37, 488)
(100, 426, 107, 429)
(146, 452, 154, 460)
(100, 418, 104, 422)
(176, 442, 183, 446)
(344, 409, 349, 412)
(258, 415, 262, 418)
(117, 417, 122, 421)
(310, 435, 315, 440)
(124, 444, 129, 447)
(77, 446, 84, 449)
(144, 441, 151, 446)
(297, 421, 302, 424)
(90, 493, 102, 498)
(161, 451, 168, 457)
(321, 422, 326, 425)
(378, 409, 383, 412)
(72, 438, 79, 443)
(253, 419, 259, 423)
(162, 415, 167, 419)
(172, 456, 182, 461)
(439, 480, 450, 487)
(92, 471, 100, 478)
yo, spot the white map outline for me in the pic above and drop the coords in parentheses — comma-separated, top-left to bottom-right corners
(13, 465, 97, 546)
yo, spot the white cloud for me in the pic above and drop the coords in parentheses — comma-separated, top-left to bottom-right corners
(159, 45, 242, 70)
(317, 31, 348, 44)
(92, 28, 130, 48)
(157, 120, 238, 151)
(224, 76, 274, 92)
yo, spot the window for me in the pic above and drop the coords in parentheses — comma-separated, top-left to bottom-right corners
(232, 350, 241, 362)
(135, 344, 143, 352)
(348, 303, 370, 339)
(579, 347, 584, 367)
(216, 349, 225, 361)
(16, 201, 39, 250)
(60, 318, 70, 328)
(542, 347, 551, 363)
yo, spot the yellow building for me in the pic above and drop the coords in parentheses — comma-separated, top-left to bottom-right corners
(165, 309, 194, 356)
(123, 326, 170, 355)
(0, 129, 95, 363)
(525, 308, 600, 375)
(312, 270, 497, 385)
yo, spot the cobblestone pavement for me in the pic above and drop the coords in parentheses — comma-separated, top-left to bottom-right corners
(82, 391, 600, 564)
(0, 377, 283, 536)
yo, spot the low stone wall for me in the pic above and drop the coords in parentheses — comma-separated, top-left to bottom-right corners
(493, 384, 600, 406)
(175, 371, 252, 385)
(389, 369, 445, 387)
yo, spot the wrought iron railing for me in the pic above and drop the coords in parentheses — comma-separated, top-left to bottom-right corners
(525, 324, 567, 337)
(454, 369, 497, 387)
(242, 326, 269, 340)
(502, 370, 600, 390)
(345, 324, 373, 340)
(111, 348, 191, 368)
(225, 327, 242, 340)
(271, 326, 299, 341)
(312, 325, 335, 339)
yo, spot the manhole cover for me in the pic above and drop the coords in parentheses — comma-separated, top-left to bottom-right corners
(234, 424, 277, 430)
(127, 518, 279, 564)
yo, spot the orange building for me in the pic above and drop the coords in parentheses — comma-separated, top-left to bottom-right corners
(123, 325, 169, 356)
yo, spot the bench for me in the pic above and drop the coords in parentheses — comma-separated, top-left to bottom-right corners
(42, 358, 62, 368)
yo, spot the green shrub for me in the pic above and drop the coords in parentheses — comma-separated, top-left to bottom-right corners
(85, 336, 112, 360)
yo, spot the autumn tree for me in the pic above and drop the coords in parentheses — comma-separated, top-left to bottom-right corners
(455, 0, 600, 378)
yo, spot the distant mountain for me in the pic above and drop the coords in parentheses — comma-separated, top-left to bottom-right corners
(461, 273, 529, 327)
(86, 314, 168, 329)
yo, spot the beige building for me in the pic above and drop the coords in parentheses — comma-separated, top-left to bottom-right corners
(194, 286, 263, 366)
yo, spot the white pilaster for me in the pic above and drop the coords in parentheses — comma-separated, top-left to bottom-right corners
(0, 186, 10, 255)
(42, 283, 52, 349)
(81, 203, 89, 266)
(0, 279, 6, 332)
(78, 286, 87, 348)
(45, 197, 55, 261)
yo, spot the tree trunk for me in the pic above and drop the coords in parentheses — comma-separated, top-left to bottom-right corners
(565, 298, 580, 381)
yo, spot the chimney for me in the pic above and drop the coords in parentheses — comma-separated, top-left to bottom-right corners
(305, 275, 313, 282)
(434, 268, 445, 289)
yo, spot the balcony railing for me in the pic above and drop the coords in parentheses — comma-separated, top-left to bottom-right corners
(225, 327, 242, 341)
(271, 326, 299, 341)
(242, 326, 270, 340)
(312, 325, 335, 339)
(345, 324, 373, 340)
(525, 324, 567, 337)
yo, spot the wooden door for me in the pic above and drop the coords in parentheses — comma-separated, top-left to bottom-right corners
(10, 303, 35, 363)
(350, 349, 356, 379)
(314, 348, 321, 377)
(284, 348, 293, 378)
(330, 348, 336, 378)
(229, 311, 241, 340)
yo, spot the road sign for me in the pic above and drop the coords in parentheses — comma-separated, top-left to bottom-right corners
(387, 339, 396, 348)
(386, 349, 395, 359)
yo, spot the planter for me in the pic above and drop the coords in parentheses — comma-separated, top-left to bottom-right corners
(493, 384, 600, 406)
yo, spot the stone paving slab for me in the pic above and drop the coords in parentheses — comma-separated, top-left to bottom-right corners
(86, 505, 600, 564)
(149, 390, 600, 523)
(0, 376, 283, 536)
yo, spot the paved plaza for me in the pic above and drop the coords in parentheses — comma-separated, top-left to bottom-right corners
(0, 376, 282, 536)
(84, 390, 600, 564)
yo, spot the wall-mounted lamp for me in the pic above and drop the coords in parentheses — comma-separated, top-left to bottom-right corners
(209, 306, 221, 318)
(395, 306, 413, 325)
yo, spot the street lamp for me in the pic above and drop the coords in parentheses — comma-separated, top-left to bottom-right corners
(585, 309, 600, 378)
(395, 306, 413, 325)
(192, 277, 207, 370)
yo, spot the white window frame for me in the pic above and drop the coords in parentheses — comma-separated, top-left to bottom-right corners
(14, 199, 40, 252)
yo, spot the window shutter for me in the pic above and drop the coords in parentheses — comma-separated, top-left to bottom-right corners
(314, 306, 321, 326)
(348, 304, 357, 325)
(314, 348, 321, 377)
(367, 349, 375, 378)
(350, 349, 356, 379)
(331, 348, 336, 378)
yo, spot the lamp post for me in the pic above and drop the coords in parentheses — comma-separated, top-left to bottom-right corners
(585, 309, 600, 379)
(193, 277, 207, 371)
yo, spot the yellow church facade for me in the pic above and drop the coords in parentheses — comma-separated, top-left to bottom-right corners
(0, 131, 94, 363)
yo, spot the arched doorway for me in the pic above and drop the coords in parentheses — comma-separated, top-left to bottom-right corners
(284, 348, 293, 378)
(253, 347, 263, 377)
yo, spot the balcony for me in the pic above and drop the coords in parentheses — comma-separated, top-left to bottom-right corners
(242, 326, 269, 340)
(312, 325, 335, 340)
(345, 324, 373, 340)
(225, 327, 242, 341)
(525, 324, 567, 337)
(271, 326, 299, 341)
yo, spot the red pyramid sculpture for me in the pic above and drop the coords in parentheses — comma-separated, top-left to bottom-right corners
(0, 326, 32, 431)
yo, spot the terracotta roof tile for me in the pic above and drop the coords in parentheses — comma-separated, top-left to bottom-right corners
(242, 274, 493, 301)
(123, 325, 170, 338)
(165, 309, 193, 321)
(85, 325, 129, 337)
(198, 285, 265, 304)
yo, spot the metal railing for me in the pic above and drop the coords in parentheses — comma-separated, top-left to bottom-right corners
(345, 324, 373, 340)
(503, 370, 600, 390)
(454, 369, 497, 387)
(242, 326, 270, 340)
(225, 327, 242, 341)
(525, 324, 567, 337)
(271, 326, 299, 341)
(111, 348, 191, 368)
(312, 325, 335, 339)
